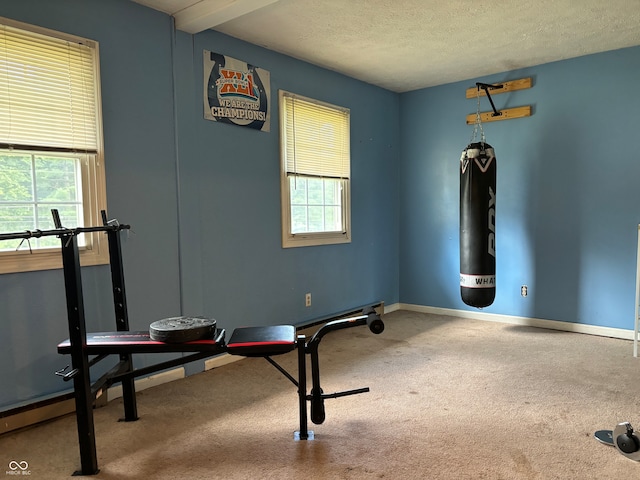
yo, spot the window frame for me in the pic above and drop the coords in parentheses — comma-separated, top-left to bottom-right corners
(279, 90, 351, 248)
(0, 17, 108, 274)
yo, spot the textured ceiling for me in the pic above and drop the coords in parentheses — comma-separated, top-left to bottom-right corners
(132, 0, 640, 92)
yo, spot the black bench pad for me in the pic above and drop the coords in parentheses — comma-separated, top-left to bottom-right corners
(227, 325, 296, 356)
(58, 329, 226, 355)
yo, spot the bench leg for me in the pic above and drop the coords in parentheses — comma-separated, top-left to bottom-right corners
(72, 368, 99, 475)
(104, 217, 138, 422)
(294, 335, 313, 440)
(61, 235, 99, 475)
(120, 354, 139, 422)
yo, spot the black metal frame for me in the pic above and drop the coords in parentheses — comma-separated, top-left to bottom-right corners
(2, 210, 384, 475)
(262, 311, 384, 440)
(476, 82, 504, 117)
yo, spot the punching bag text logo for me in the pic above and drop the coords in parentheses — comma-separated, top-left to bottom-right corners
(488, 186, 495, 257)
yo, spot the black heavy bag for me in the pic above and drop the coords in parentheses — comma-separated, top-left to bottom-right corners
(460, 142, 496, 308)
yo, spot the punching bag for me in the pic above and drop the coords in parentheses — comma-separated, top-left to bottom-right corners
(460, 142, 496, 308)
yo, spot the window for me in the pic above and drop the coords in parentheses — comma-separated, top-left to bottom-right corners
(0, 17, 107, 274)
(279, 90, 351, 248)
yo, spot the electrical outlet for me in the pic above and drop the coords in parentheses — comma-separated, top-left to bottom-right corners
(305, 293, 311, 307)
(521, 285, 528, 297)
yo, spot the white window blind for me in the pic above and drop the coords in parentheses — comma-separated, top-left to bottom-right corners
(0, 22, 98, 152)
(281, 92, 350, 179)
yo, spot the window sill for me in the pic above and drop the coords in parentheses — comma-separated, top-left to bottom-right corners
(0, 240, 109, 274)
(282, 231, 351, 248)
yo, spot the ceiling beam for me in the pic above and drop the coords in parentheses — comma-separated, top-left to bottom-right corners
(174, 0, 280, 34)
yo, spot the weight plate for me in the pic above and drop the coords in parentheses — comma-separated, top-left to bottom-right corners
(594, 430, 614, 446)
(149, 316, 217, 343)
(613, 423, 640, 461)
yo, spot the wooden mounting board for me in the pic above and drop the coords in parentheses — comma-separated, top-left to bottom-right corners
(466, 106, 531, 124)
(466, 77, 532, 99)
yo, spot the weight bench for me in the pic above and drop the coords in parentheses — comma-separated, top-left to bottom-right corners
(47, 210, 385, 476)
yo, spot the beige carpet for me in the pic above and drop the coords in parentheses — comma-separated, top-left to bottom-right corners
(2, 310, 640, 479)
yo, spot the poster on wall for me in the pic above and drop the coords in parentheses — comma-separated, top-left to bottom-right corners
(203, 50, 271, 132)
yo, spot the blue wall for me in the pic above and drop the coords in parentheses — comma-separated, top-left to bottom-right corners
(0, 0, 399, 409)
(400, 46, 640, 329)
(175, 29, 400, 330)
(1, 0, 638, 411)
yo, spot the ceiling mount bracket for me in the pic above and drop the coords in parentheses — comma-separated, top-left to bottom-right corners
(465, 77, 533, 124)
(476, 83, 504, 117)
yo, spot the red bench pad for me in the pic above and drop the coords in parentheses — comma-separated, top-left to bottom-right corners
(58, 330, 226, 355)
(227, 325, 296, 356)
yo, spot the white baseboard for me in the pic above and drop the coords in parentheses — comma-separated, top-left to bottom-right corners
(106, 367, 186, 402)
(398, 303, 635, 341)
(383, 302, 401, 314)
(204, 353, 241, 371)
(1, 395, 75, 436)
